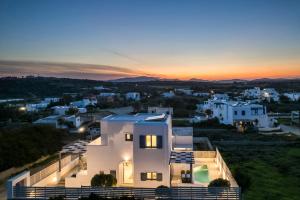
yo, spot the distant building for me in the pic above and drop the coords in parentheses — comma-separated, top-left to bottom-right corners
(26, 103, 48, 112)
(175, 88, 193, 95)
(99, 92, 118, 97)
(34, 115, 81, 129)
(243, 87, 261, 98)
(126, 92, 141, 101)
(283, 92, 300, 101)
(71, 98, 97, 108)
(162, 91, 175, 98)
(192, 92, 210, 97)
(211, 100, 271, 128)
(212, 94, 229, 101)
(52, 106, 70, 115)
(261, 88, 279, 102)
(43, 97, 60, 103)
(148, 106, 173, 115)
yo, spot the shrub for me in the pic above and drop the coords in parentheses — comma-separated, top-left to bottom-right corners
(155, 185, 171, 198)
(208, 178, 231, 187)
(208, 178, 231, 195)
(91, 174, 117, 187)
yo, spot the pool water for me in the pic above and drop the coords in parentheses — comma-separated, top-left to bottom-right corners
(193, 165, 210, 183)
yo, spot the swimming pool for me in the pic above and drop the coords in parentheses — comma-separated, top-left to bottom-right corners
(193, 165, 210, 183)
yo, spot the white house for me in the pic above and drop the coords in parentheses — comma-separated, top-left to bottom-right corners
(261, 88, 279, 102)
(211, 101, 271, 128)
(162, 91, 175, 98)
(212, 94, 229, 101)
(283, 92, 300, 101)
(34, 115, 81, 129)
(126, 92, 141, 101)
(66, 113, 172, 188)
(26, 103, 48, 112)
(148, 107, 173, 115)
(243, 87, 261, 98)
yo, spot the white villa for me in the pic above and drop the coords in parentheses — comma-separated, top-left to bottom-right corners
(7, 113, 239, 199)
(199, 99, 273, 128)
(126, 92, 141, 101)
(64, 113, 237, 188)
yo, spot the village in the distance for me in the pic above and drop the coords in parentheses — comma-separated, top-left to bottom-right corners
(0, 76, 299, 200)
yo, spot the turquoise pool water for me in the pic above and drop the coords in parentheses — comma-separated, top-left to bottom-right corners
(193, 165, 210, 183)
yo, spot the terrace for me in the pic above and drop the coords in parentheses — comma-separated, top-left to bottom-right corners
(170, 149, 238, 187)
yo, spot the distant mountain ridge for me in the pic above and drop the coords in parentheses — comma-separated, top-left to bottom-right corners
(109, 76, 300, 83)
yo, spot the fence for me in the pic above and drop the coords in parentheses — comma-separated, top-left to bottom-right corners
(12, 186, 241, 199)
(30, 155, 77, 185)
(193, 150, 216, 158)
(215, 148, 238, 187)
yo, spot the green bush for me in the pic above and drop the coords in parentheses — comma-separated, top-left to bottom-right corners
(208, 178, 231, 187)
(91, 174, 117, 187)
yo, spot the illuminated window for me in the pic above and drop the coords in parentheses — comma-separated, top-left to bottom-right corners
(140, 135, 162, 149)
(145, 135, 157, 148)
(125, 133, 133, 141)
(146, 172, 157, 180)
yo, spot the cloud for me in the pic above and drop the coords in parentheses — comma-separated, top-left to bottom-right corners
(0, 60, 150, 80)
(104, 49, 145, 65)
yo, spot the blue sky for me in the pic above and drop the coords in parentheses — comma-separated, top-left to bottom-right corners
(0, 0, 299, 80)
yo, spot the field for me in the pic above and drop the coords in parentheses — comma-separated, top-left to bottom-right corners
(194, 129, 300, 200)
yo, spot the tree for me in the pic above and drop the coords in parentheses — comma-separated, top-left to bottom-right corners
(91, 174, 117, 187)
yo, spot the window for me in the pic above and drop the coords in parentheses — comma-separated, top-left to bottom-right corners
(242, 110, 246, 116)
(234, 111, 237, 115)
(140, 135, 162, 149)
(141, 172, 162, 181)
(125, 133, 133, 141)
(146, 135, 157, 148)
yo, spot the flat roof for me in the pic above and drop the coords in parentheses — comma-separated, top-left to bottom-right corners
(102, 113, 168, 123)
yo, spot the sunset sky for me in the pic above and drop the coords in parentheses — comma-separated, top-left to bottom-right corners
(0, 0, 300, 80)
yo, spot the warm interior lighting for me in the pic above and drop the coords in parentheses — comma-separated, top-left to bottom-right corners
(145, 135, 157, 148)
(152, 135, 157, 147)
(146, 135, 152, 147)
